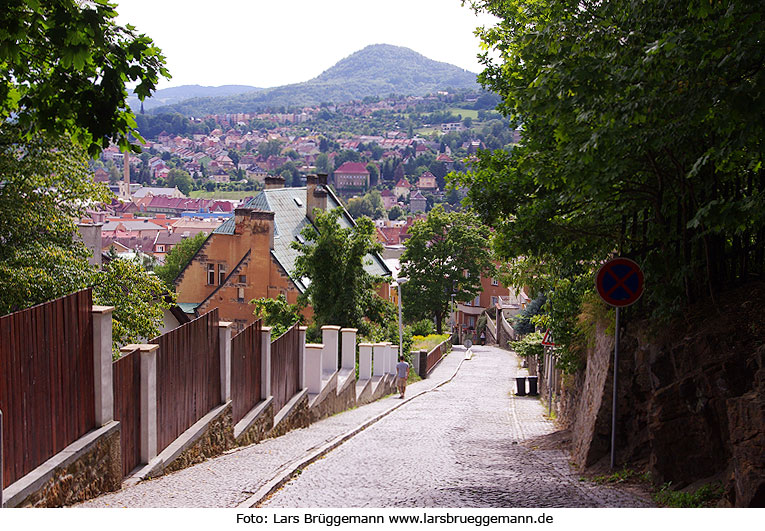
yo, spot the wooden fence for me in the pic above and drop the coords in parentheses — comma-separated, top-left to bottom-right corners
(152, 309, 221, 453)
(270, 325, 301, 414)
(0, 289, 95, 489)
(112, 347, 142, 477)
(231, 319, 263, 424)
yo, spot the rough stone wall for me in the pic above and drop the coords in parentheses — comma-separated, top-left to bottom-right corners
(568, 320, 616, 467)
(309, 376, 358, 423)
(725, 345, 765, 507)
(560, 283, 765, 506)
(236, 401, 274, 447)
(268, 393, 310, 439)
(159, 404, 235, 476)
(18, 427, 121, 508)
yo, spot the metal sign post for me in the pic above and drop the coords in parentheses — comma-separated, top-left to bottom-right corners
(596, 257, 644, 470)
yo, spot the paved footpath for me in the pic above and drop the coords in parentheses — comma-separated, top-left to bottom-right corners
(78, 345, 652, 508)
(262, 345, 652, 508)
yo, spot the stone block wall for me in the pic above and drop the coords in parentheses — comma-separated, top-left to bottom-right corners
(158, 403, 236, 477)
(268, 392, 310, 440)
(14, 423, 121, 508)
(558, 287, 765, 507)
(236, 401, 275, 447)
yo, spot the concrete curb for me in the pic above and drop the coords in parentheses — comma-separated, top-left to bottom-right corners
(237, 351, 470, 508)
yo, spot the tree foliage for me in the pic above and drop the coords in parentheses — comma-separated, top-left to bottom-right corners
(251, 294, 305, 339)
(0, 125, 112, 314)
(1, 0, 169, 155)
(456, 0, 765, 361)
(399, 205, 494, 333)
(154, 231, 208, 291)
(291, 207, 387, 332)
(92, 257, 172, 354)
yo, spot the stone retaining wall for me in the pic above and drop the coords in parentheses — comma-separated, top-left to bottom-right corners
(10, 423, 121, 508)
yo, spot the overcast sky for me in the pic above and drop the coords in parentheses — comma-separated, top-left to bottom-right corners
(114, 0, 498, 89)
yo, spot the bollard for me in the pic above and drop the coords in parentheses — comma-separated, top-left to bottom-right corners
(527, 375, 539, 396)
(516, 376, 527, 396)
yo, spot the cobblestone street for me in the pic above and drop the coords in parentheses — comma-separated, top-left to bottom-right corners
(262, 345, 652, 508)
(77, 345, 652, 508)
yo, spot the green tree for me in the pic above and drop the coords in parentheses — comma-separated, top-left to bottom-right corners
(92, 257, 172, 355)
(258, 139, 284, 158)
(166, 168, 193, 196)
(0, 125, 112, 314)
(315, 152, 331, 174)
(251, 294, 305, 338)
(153, 232, 208, 291)
(291, 207, 387, 332)
(1, 0, 169, 155)
(399, 205, 493, 333)
(388, 205, 404, 221)
(456, 0, 765, 365)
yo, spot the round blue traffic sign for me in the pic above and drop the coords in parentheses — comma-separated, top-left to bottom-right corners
(596, 258, 644, 307)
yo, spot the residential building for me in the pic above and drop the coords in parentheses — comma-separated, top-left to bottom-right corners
(333, 161, 370, 194)
(417, 171, 438, 192)
(393, 177, 411, 199)
(174, 174, 392, 331)
(409, 190, 427, 213)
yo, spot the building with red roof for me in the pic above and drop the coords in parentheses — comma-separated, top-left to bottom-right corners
(333, 161, 370, 193)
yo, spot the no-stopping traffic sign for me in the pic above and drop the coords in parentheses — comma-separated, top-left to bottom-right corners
(596, 257, 644, 307)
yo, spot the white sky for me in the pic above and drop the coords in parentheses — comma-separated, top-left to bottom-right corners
(114, 0, 498, 89)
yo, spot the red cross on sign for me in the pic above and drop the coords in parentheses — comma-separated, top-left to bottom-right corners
(596, 258, 645, 307)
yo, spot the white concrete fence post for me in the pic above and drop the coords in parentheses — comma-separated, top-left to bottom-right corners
(321, 325, 341, 375)
(340, 328, 357, 371)
(218, 322, 233, 403)
(390, 344, 399, 373)
(92, 305, 115, 426)
(261, 326, 272, 399)
(386, 343, 396, 376)
(358, 343, 373, 380)
(298, 326, 308, 390)
(305, 344, 324, 394)
(121, 343, 160, 465)
(373, 343, 386, 377)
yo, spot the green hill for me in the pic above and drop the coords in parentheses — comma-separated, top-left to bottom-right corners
(129, 84, 261, 112)
(152, 44, 479, 116)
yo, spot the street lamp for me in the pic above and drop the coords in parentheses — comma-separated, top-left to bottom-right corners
(394, 276, 408, 361)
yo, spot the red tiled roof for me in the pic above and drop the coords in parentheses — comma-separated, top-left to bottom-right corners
(334, 161, 369, 174)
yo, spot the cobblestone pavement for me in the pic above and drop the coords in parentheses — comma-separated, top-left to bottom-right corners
(76, 347, 464, 508)
(262, 345, 653, 508)
(77, 345, 651, 508)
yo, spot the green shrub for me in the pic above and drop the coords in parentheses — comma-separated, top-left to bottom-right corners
(410, 318, 435, 337)
(510, 331, 544, 359)
(652, 482, 724, 508)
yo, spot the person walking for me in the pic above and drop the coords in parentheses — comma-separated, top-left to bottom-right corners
(395, 355, 410, 398)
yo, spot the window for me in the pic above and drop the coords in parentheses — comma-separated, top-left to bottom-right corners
(491, 278, 499, 286)
(238, 274, 247, 284)
(491, 296, 498, 306)
(237, 287, 245, 302)
(156, 245, 165, 253)
(218, 264, 226, 285)
(207, 264, 215, 285)
(474, 295, 481, 306)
